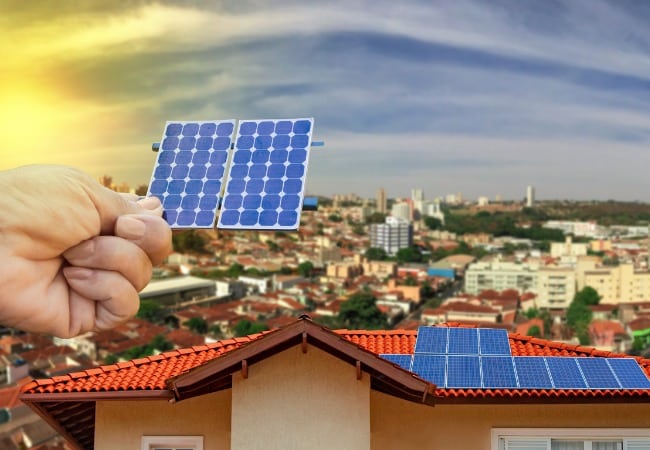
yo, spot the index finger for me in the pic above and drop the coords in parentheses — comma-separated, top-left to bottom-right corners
(114, 213, 173, 266)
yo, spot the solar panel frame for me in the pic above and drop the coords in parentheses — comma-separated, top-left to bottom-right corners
(478, 328, 512, 355)
(481, 356, 518, 388)
(446, 355, 481, 388)
(148, 120, 236, 229)
(414, 327, 448, 354)
(513, 356, 553, 389)
(607, 358, 650, 389)
(379, 354, 413, 371)
(217, 118, 314, 230)
(576, 357, 621, 389)
(447, 328, 479, 355)
(411, 354, 446, 386)
(545, 357, 587, 389)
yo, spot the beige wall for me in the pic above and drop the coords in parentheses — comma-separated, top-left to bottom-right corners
(94, 390, 231, 450)
(371, 391, 650, 450)
(231, 345, 370, 450)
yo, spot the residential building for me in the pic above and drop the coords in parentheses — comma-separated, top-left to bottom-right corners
(390, 202, 411, 221)
(526, 185, 535, 207)
(362, 260, 397, 278)
(376, 187, 387, 214)
(139, 276, 217, 306)
(369, 217, 413, 256)
(550, 236, 588, 261)
(580, 264, 650, 304)
(464, 260, 538, 295)
(21, 318, 650, 450)
(536, 267, 576, 309)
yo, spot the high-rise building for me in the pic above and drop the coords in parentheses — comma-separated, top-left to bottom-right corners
(369, 216, 413, 256)
(391, 202, 411, 221)
(411, 189, 423, 202)
(526, 185, 535, 207)
(376, 188, 387, 214)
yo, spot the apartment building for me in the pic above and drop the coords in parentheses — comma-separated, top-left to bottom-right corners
(581, 264, 650, 304)
(464, 260, 539, 295)
(369, 216, 413, 256)
(536, 267, 576, 309)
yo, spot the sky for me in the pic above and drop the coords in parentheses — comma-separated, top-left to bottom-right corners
(1, 0, 648, 201)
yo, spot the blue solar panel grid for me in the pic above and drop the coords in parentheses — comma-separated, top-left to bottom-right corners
(218, 118, 314, 230)
(380, 354, 412, 371)
(576, 358, 621, 389)
(479, 328, 512, 355)
(446, 356, 481, 388)
(414, 327, 448, 354)
(545, 357, 587, 389)
(148, 120, 236, 228)
(447, 328, 479, 355)
(607, 358, 650, 389)
(514, 357, 553, 389)
(481, 356, 518, 388)
(411, 355, 446, 386)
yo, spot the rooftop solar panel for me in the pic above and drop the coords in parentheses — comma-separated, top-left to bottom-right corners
(447, 328, 479, 355)
(411, 354, 446, 386)
(478, 328, 511, 355)
(545, 357, 587, 389)
(414, 327, 448, 354)
(148, 120, 236, 228)
(481, 356, 518, 388)
(217, 118, 313, 230)
(379, 354, 412, 371)
(446, 355, 481, 388)
(607, 358, 650, 389)
(513, 357, 553, 389)
(576, 358, 621, 389)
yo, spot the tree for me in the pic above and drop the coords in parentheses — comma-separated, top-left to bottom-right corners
(298, 261, 314, 278)
(395, 246, 423, 263)
(423, 216, 443, 230)
(172, 230, 208, 253)
(233, 320, 269, 337)
(338, 291, 388, 330)
(137, 300, 164, 323)
(328, 214, 343, 222)
(527, 325, 542, 338)
(183, 317, 208, 334)
(574, 286, 601, 306)
(365, 247, 388, 261)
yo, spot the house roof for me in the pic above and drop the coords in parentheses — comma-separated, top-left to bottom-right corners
(19, 319, 650, 450)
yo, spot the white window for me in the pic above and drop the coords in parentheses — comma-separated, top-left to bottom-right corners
(141, 436, 203, 450)
(492, 429, 650, 450)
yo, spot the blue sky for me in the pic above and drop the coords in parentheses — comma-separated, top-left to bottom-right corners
(1, 0, 649, 201)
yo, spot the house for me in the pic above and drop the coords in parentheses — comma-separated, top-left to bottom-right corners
(20, 317, 650, 450)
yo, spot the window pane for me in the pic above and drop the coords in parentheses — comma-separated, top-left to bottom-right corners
(593, 442, 622, 450)
(551, 441, 583, 450)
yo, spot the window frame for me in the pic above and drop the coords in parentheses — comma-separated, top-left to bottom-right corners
(141, 435, 204, 450)
(491, 428, 650, 450)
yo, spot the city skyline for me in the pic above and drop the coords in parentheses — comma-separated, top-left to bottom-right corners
(1, 1, 649, 201)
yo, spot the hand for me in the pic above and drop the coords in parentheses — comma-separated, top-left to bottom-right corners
(0, 165, 172, 337)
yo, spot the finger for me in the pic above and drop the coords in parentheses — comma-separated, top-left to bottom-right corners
(63, 267, 140, 331)
(115, 214, 173, 266)
(62, 235, 152, 291)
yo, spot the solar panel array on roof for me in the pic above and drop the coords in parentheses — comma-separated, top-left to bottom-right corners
(608, 358, 650, 389)
(148, 120, 236, 228)
(411, 354, 446, 386)
(478, 328, 511, 355)
(414, 326, 511, 356)
(148, 118, 314, 230)
(414, 327, 448, 354)
(379, 354, 412, 371)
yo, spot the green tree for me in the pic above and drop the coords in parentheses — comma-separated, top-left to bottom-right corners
(366, 212, 386, 224)
(527, 325, 542, 338)
(338, 291, 388, 330)
(298, 261, 314, 278)
(227, 263, 245, 277)
(150, 334, 173, 352)
(574, 286, 601, 306)
(137, 300, 164, 323)
(423, 216, 443, 230)
(396, 246, 423, 263)
(183, 317, 208, 334)
(172, 230, 207, 253)
(328, 214, 343, 222)
(365, 247, 388, 261)
(233, 320, 269, 337)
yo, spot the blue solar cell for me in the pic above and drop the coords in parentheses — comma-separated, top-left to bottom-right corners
(514, 357, 553, 389)
(218, 118, 313, 230)
(380, 354, 413, 371)
(447, 356, 481, 388)
(576, 358, 621, 389)
(414, 327, 448, 353)
(481, 357, 518, 388)
(447, 328, 479, 355)
(411, 354, 445, 385)
(545, 357, 587, 389)
(479, 328, 512, 355)
(148, 120, 236, 229)
(607, 358, 650, 389)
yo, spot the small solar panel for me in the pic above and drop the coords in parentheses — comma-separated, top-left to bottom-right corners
(446, 356, 481, 388)
(514, 357, 553, 389)
(479, 328, 512, 355)
(607, 358, 650, 389)
(411, 354, 446, 386)
(576, 358, 621, 389)
(148, 120, 236, 228)
(414, 327, 448, 354)
(379, 354, 412, 371)
(481, 356, 518, 388)
(447, 328, 479, 355)
(545, 357, 587, 389)
(218, 118, 313, 230)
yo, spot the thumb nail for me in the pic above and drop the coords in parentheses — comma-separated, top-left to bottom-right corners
(117, 216, 146, 240)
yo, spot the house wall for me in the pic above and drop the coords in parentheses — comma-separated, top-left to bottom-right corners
(370, 391, 650, 450)
(94, 390, 231, 450)
(231, 345, 370, 450)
